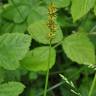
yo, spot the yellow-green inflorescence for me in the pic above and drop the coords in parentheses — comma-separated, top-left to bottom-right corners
(47, 2, 57, 40)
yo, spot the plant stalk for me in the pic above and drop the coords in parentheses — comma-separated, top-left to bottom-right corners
(43, 41, 51, 96)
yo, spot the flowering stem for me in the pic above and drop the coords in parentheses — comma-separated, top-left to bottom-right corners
(44, 1, 56, 95)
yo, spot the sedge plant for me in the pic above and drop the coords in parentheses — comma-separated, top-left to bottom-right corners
(43, 1, 57, 96)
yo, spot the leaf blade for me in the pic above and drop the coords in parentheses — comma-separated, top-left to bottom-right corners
(0, 33, 31, 70)
(28, 20, 63, 44)
(62, 32, 95, 65)
(0, 82, 25, 96)
(21, 46, 56, 72)
(71, 0, 95, 21)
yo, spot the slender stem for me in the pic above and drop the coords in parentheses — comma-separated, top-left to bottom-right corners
(88, 73, 96, 96)
(53, 38, 64, 48)
(39, 66, 86, 96)
(43, 41, 51, 96)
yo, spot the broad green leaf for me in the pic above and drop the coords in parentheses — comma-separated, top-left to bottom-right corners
(2, 4, 29, 23)
(71, 0, 95, 21)
(8, 0, 40, 7)
(27, 6, 48, 25)
(12, 23, 27, 33)
(32, 6, 47, 19)
(28, 20, 63, 44)
(45, 0, 71, 8)
(21, 46, 56, 72)
(27, 9, 44, 25)
(4, 69, 22, 81)
(55, 0, 70, 8)
(62, 32, 95, 65)
(0, 33, 31, 70)
(0, 22, 27, 34)
(0, 22, 14, 34)
(0, 82, 25, 96)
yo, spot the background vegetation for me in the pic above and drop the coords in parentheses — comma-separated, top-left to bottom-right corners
(0, 0, 96, 96)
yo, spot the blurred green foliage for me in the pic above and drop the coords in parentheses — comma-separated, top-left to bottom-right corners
(0, 0, 96, 96)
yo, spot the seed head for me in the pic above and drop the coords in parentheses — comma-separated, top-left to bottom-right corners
(47, 2, 57, 40)
(48, 2, 57, 16)
(48, 32, 56, 40)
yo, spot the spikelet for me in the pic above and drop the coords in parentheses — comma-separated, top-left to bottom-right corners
(48, 2, 57, 18)
(47, 2, 57, 40)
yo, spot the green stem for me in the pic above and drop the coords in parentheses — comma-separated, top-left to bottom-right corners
(88, 73, 96, 96)
(53, 39, 64, 48)
(43, 41, 51, 96)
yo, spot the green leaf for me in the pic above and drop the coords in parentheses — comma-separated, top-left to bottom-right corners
(0, 82, 25, 96)
(28, 20, 63, 44)
(0, 33, 31, 70)
(27, 9, 44, 25)
(12, 23, 27, 33)
(0, 22, 27, 34)
(62, 32, 95, 65)
(21, 46, 56, 72)
(71, 0, 95, 21)
(4, 69, 22, 81)
(2, 4, 29, 23)
(8, 0, 40, 7)
(55, 0, 70, 8)
(0, 22, 14, 34)
(33, 6, 47, 16)
(44, 0, 70, 8)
